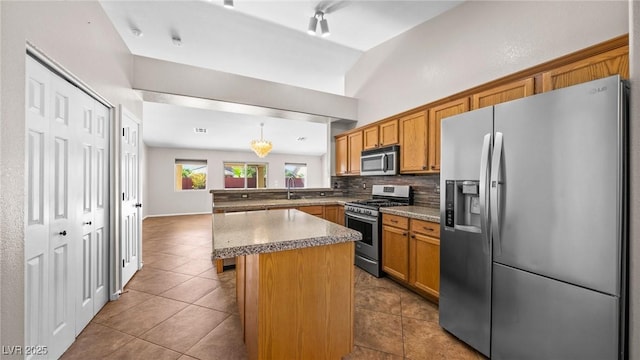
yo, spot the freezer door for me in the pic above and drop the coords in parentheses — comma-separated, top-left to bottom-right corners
(492, 263, 619, 360)
(439, 106, 493, 356)
(492, 75, 624, 296)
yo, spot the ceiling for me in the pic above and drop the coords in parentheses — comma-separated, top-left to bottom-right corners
(100, 0, 463, 155)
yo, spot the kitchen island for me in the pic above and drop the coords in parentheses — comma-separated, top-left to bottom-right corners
(212, 209, 362, 360)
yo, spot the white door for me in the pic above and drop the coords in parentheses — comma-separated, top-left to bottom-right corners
(25, 57, 77, 359)
(120, 108, 141, 287)
(76, 92, 110, 332)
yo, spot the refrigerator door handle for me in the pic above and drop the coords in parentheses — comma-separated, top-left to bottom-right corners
(479, 133, 492, 253)
(490, 132, 504, 255)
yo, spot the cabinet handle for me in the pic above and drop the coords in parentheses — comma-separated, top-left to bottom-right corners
(423, 227, 433, 232)
(431, 165, 436, 169)
(58, 230, 67, 236)
(411, 234, 416, 238)
(390, 219, 398, 223)
(422, 166, 427, 170)
(402, 232, 408, 236)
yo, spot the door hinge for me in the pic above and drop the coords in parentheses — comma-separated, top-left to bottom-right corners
(122, 259, 125, 268)
(122, 128, 125, 137)
(122, 192, 125, 201)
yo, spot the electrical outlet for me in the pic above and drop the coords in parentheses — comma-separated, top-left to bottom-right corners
(362, 183, 366, 189)
(320, 192, 326, 196)
(241, 194, 248, 198)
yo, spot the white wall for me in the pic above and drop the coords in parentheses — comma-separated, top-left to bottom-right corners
(0, 1, 141, 349)
(146, 147, 326, 216)
(346, 1, 629, 125)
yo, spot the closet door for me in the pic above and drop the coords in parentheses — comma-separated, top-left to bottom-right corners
(121, 109, 141, 287)
(25, 57, 78, 359)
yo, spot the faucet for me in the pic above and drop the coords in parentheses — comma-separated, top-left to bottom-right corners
(286, 176, 295, 200)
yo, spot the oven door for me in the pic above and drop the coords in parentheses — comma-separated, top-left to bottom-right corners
(345, 212, 379, 260)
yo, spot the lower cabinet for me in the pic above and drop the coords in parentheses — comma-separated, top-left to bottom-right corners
(324, 205, 345, 226)
(382, 214, 440, 301)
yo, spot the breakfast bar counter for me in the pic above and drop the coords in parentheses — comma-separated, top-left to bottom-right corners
(212, 209, 361, 360)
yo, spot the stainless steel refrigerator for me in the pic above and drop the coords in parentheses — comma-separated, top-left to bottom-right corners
(439, 75, 628, 359)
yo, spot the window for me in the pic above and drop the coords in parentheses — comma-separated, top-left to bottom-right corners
(175, 159, 207, 191)
(224, 162, 268, 189)
(285, 163, 307, 188)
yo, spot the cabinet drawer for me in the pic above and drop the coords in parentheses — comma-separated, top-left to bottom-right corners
(411, 219, 440, 238)
(382, 214, 409, 229)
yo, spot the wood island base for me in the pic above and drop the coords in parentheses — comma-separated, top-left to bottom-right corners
(235, 241, 355, 360)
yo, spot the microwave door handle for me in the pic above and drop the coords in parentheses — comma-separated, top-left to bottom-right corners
(382, 154, 388, 172)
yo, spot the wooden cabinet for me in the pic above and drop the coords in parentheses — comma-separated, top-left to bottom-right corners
(297, 205, 324, 218)
(363, 119, 399, 150)
(541, 46, 629, 92)
(335, 135, 348, 176)
(472, 78, 535, 109)
(382, 214, 440, 301)
(409, 219, 440, 298)
(324, 205, 345, 226)
(428, 98, 469, 173)
(335, 131, 362, 176)
(399, 111, 428, 173)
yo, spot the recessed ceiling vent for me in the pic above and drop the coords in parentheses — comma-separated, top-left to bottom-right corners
(194, 128, 208, 134)
(297, 137, 307, 141)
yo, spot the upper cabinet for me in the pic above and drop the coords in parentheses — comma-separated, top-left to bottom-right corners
(541, 46, 629, 92)
(334, 36, 628, 176)
(363, 118, 399, 150)
(472, 78, 535, 110)
(335, 130, 363, 176)
(428, 98, 469, 173)
(399, 111, 428, 173)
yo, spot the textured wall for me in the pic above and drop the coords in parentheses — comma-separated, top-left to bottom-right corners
(0, 1, 141, 349)
(347, 1, 629, 125)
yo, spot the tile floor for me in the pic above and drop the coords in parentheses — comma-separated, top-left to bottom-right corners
(61, 214, 485, 360)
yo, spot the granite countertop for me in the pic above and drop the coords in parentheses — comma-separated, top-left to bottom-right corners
(211, 209, 362, 259)
(380, 206, 440, 223)
(212, 197, 362, 212)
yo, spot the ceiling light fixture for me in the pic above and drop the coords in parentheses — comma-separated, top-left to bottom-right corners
(131, 28, 143, 37)
(307, 11, 329, 37)
(172, 35, 182, 47)
(250, 123, 272, 158)
(224, 0, 234, 9)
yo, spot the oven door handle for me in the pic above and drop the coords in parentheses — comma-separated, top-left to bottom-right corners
(346, 212, 378, 224)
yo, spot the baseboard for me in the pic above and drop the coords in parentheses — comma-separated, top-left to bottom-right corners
(144, 211, 211, 219)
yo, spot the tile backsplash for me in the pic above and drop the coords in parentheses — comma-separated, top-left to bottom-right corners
(332, 174, 440, 209)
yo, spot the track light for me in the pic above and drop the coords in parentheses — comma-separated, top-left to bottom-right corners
(223, 0, 234, 9)
(307, 11, 329, 37)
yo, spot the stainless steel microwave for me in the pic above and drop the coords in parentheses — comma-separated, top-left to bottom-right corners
(360, 145, 399, 176)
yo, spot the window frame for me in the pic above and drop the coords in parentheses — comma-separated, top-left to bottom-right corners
(284, 162, 307, 189)
(223, 162, 268, 189)
(175, 159, 208, 191)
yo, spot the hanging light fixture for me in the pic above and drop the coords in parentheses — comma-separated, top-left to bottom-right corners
(307, 11, 329, 37)
(250, 123, 273, 158)
(223, 0, 234, 8)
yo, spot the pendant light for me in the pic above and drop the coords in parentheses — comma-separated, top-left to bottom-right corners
(250, 123, 273, 158)
(307, 11, 329, 37)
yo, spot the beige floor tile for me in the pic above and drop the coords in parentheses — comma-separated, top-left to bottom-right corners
(400, 290, 439, 323)
(144, 253, 192, 271)
(160, 277, 220, 303)
(402, 317, 480, 360)
(194, 283, 238, 314)
(103, 338, 181, 360)
(355, 286, 402, 315)
(186, 315, 248, 360)
(101, 296, 189, 336)
(142, 305, 230, 353)
(93, 289, 155, 323)
(172, 258, 216, 275)
(161, 244, 205, 258)
(126, 268, 193, 295)
(354, 308, 404, 357)
(343, 345, 404, 360)
(356, 271, 405, 292)
(177, 355, 200, 360)
(197, 268, 237, 283)
(60, 323, 134, 359)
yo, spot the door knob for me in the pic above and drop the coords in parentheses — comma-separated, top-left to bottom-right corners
(135, 203, 142, 208)
(59, 230, 67, 236)
(83, 221, 92, 225)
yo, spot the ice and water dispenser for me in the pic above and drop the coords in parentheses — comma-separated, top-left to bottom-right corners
(445, 180, 481, 233)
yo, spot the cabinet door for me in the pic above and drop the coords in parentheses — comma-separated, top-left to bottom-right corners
(472, 78, 534, 110)
(541, 46, 629, 92)
(335, 135, 348, 175)
(298, 205, 324, 217)
(379, 119, 399, 147)
(410, 233, 440, 299)
(348, 131, 363, 175)
(428, 98, 469, 172)
(323, 205, 339, 224)
(382, 225, 409, 281)
(337, 206, 345, 226)
(399, 111, 428, 173)
(363, 125, 379, 150)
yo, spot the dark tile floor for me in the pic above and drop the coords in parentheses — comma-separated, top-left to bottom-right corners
(61, 214, 484, 359)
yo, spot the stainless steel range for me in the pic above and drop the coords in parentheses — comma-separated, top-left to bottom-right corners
(345, 185, 412, 277)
